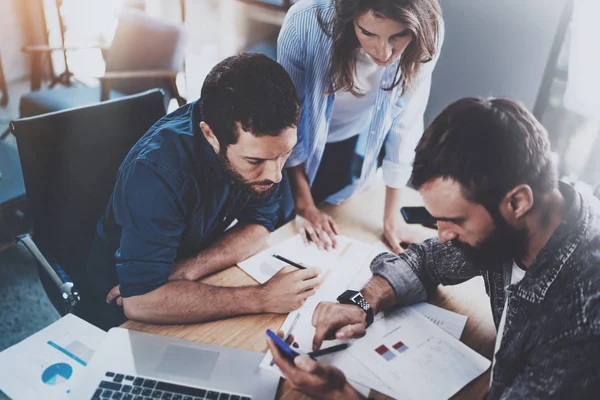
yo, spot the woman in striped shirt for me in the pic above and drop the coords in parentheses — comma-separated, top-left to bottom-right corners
(278, 0, 444, 252)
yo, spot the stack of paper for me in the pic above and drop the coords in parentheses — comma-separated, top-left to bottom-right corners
(239, 234, 490, 399)
(0, 314, 106, 400)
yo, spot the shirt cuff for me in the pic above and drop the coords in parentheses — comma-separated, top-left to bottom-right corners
(382, 159, 412, 189)
(238, 214, 277, 233)
(116, 261, 172, 298)
(370, 252, 427, 306)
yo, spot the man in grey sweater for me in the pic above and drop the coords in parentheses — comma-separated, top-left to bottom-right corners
(268, 97, 600, 399)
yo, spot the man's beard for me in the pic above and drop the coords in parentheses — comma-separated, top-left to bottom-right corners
(451, 214, 529, 272)
(217, 151, 277, 198)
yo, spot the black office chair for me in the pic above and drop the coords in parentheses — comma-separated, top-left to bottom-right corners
(9, 89, 166, 318)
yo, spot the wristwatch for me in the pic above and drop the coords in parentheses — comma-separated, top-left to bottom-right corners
(337, 290, 374, 327)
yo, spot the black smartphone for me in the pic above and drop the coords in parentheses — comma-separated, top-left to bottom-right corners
(401, 206, 437, 227)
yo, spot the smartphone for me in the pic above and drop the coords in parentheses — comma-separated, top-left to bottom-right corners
(401, 206, 437, 226)
(266, 329, 300, 361)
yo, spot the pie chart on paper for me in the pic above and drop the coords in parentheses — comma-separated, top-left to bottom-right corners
(41, 363, 73, 385)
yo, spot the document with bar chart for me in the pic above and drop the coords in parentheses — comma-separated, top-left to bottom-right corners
(350, 307, 490, 399)
(255, 236, 399, 396)
(0, 314, 106, 400)
(254, 235, 476, 398)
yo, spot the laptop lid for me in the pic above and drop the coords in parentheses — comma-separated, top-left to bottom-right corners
(72, 328, 279, 399)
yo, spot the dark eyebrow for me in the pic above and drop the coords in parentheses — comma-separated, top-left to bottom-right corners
(356, 23, 410, 39)
(356, 22, 377, 37)
(245, 148, 293, 162)
(433, 216, 465, 224)
(392, 29, 411, 37)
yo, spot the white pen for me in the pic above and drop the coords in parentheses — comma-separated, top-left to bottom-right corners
(283, 313, 300, 341)
(270, 313, 301, 366)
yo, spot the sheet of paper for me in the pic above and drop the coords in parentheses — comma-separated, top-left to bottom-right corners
(410, 302, 468, 340)
(350, 307, 490, 400)
(238, 235, 380, 284)
(256, 237, 393, 392)
(330, 351, 397, 398)
(252, 236, 477, 398)
(350, 267, 469, 340)
(0, 314, 106, 400)
(263, 311, 397, 397)
(350, 381, 371, 397)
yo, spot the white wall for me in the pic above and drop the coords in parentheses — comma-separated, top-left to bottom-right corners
(425, 0, 571, 125)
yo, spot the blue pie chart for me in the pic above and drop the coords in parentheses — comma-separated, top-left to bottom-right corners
(41, 363, 73, 385)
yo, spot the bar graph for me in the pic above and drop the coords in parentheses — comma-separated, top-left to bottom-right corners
(375, 345, 396, 361)
(393, 341, 409, 354)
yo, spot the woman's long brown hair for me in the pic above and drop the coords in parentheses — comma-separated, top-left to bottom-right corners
(318, 0, 442, 96)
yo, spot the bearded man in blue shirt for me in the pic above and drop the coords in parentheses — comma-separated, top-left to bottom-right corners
(85, 53, 321, 329)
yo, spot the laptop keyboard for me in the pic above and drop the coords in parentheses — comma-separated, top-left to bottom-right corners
(91, 371, 252, 400)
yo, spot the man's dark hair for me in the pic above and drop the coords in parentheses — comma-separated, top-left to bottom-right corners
(411, 97, 557, 211)
(199, 53, 300, 150)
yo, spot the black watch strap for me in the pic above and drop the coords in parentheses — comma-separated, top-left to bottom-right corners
(337, 290, 374, 327)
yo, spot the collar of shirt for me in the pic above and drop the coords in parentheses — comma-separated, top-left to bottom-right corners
(513, 181, 588, 304)
(190, 101, 228, 184)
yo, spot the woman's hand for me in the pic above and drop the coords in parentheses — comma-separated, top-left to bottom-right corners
(295, 206, 339, 250)
(383, 187, 436, 253)
(383, 209, 435, 253)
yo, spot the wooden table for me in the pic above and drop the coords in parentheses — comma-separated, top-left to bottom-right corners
(122, 180, 497, 399)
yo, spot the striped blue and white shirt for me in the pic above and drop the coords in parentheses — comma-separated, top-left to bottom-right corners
(278, 0, 444, 203)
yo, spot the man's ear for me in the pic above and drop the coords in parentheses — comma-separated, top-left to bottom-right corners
(499, 184, 534, 224)
(200, 121, 220, 154)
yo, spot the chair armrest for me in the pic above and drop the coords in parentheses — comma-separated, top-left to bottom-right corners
(99, 71, 182, 101)
(23, 44, 109, 91)
(16, 234, 81, 315)
(99, 70, 180, 80)
(22, 44, 109, 54)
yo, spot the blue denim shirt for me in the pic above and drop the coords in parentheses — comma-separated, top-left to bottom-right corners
(371, 182, 600, 399)
(89, 102, 282, 299)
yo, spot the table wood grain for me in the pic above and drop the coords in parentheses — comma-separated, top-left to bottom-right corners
(122, 180, 496, 399)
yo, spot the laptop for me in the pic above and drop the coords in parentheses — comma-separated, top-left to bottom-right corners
(71, 328, 279, 400)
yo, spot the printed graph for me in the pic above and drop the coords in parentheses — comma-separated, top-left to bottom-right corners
(375, 345, 396, 361)
(375, 341, 409, 361)
(393, 341, 409, 353)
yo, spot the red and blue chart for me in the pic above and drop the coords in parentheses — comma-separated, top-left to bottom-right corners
(375, 341, 409, 361)
(392, 341, 408, 353)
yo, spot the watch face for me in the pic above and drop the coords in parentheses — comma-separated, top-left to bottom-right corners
(350, 293, 363, 303)
(338, 290, 357, 302)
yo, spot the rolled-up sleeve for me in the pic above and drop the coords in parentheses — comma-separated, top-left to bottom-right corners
(382, 70, 432, 188)
(371, 252, 428, 306)
(382, 23, 445, 189)
(237, 182, 283, 232)
(370, 237, 480, 305)
(112, 160, 187, 297)
(278, 10, 308, 168)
